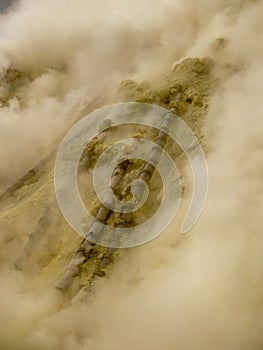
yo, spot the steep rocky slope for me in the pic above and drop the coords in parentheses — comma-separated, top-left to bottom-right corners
(0, 56, 221, 299)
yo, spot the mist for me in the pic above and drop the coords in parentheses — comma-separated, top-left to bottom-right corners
(0, 0, 262, 349)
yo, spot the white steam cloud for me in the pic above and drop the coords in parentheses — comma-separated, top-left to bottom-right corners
(0, 0, 262, 349)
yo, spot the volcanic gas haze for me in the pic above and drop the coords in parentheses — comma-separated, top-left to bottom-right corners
(0, 1, 262, 350)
